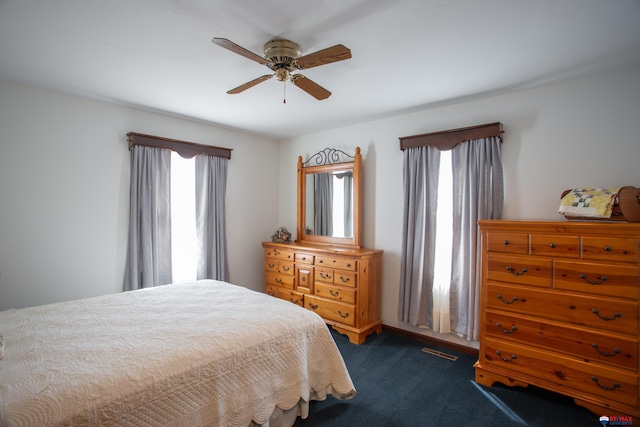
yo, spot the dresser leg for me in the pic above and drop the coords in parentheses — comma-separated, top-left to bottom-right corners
(473, 364, 530, 388)
(331, 322, 382, 345)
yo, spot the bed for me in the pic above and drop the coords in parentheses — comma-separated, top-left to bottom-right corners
(0, 280, 356, 426)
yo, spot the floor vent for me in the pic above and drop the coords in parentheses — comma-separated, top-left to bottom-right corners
(421, 347, 458, 361)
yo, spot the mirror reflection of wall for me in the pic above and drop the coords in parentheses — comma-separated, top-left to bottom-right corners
(305, 170, 353, 238)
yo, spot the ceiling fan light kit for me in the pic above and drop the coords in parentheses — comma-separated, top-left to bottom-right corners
(212, 37, 351, 101)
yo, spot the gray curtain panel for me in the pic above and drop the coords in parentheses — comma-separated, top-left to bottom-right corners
(195, 154, 229, 282)
(450, 136, 503, 340)
(314, 172, 334, 236)
(398, 146, 441, 327)
(124, 145, 172, 291)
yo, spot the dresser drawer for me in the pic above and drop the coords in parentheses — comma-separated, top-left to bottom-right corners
(554, 261, 639, 300)
(485, 310, 638, 370)
(582, 237, 639, 263)
(264, 248, 295, 262)
(334, 270, 357, 288)
(315, 268, 334, 283)
(265, 284, 304, 306)
(487, 254, 552, 288)
(264, 271, 295, 289)
(486, 283, 639, 334)
(530, 234, 580, 258)
(482, 338, 638, 407)
(264, 258, 278, 272)
(315, 256, 357, 271)
(305, 295, 356, 327)
(279, 260, 294, 275)
(295, 253, 315, 264)
(315, 282, 357, 304)
(487, 232, 528, 254)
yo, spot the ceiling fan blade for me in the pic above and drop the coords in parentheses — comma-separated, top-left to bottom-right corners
(227, 75, 273, 94)
(212, 37, 268, 66)
(290, 75, 332, 100)
(295, 44, 351, 69)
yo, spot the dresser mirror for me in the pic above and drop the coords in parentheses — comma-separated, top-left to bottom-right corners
(297, 147, 362, 248)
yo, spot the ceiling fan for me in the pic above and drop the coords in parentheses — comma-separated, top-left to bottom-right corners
(212, 37, 351, 100)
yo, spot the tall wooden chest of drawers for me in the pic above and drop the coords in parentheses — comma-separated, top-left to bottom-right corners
(262, 241, 383, 344)
(474, 220, 640, 417)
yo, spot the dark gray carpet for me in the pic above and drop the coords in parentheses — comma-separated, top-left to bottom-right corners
(295, 328, 605, 427)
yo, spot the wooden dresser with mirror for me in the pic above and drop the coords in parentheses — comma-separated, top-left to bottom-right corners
(262, 147, 383, 344)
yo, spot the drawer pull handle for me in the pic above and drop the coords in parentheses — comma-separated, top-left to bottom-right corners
(275, 278, 282, 284)
(338, 310, 349, 319)
(268, 263, 275, 268)
(289, 298, 299, 304)
(495, 351, 517, 362)
(591, 376, 620, 391)
(346, 263, 352, 268)
(549, 243, 556, 248)
(282, 266, 290, 271)
(496, 294, 519, 304)
(320, 272, 331, 279)
(309, 303, 318, 310)
(579, 274, 608, 285)
(506, 266, 528, 276)
(604, 245, 612, 252)
(330, 290, 339, 297)
(591, 309, 621, 321)
(267, 291, 275, 296)
(496, 323, 517, 333)
(503, 240, 509, 245)
(591, 343, 621, 357)
(339, 276, 350, 283)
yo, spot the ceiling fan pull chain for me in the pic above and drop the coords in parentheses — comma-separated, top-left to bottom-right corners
(283, 80, 287, 104)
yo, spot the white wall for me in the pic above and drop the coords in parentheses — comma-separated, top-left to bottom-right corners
(279, 64, 640, 345)
(0, 79, 279, 311)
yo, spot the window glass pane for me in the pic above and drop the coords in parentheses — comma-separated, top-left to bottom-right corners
(170, 152, 197, 283)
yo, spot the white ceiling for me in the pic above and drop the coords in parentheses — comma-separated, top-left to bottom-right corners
(1, 0, 639, 140)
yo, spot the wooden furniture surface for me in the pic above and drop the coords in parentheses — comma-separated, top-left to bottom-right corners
(263, 241, 382, 344)
(475, 220, 640, 417)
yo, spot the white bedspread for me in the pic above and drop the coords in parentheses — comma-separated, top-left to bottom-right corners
(0, 280, 355, 426)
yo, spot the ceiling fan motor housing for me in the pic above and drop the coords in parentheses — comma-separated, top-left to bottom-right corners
(264, 39, 301, 77)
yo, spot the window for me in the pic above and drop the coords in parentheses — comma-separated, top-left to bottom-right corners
(124, 132, 231, 291)
(398, 123, 504, 340)
(170, 152, 197, 283)
(432, 150, 453, 333)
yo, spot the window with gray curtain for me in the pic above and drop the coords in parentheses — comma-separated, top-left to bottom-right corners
(397, 123, 503, 341)
(124, 133, 232, 291)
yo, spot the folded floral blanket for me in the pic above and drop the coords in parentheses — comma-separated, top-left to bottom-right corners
(559, 187, 620, 218)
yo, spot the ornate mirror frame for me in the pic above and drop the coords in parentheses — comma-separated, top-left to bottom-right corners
(297, 147, 362, 248)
